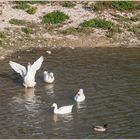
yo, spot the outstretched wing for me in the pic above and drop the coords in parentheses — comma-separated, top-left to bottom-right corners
(31, 56, 44, 75)
(9, 61, 26, 77)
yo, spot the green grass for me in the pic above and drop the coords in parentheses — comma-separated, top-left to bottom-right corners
(0, 32, 6, 45)
(80, 18, 120, 37)
(27, 1, 49, 4)
(13, 1, 37, 15)
(80, 18, 115, 30)
(94, 1, 139, 11)
(43, 11, 69, 25)
(9, 18, 27, 25)
(62, 1, 76, 8)
(21, 27, 34, 34)
(112, 1, 139, 11)
(0, 32, 6, 39)
(26, 6, 37, 14)
(13, 1, 31, 10)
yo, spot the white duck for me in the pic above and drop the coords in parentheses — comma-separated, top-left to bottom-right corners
(9, 56, 44, 88)
(51, 103, 73, 114)
(74, 88, 85, 102)
(93, 124, 108, 132)
(43, 71, 55, 83)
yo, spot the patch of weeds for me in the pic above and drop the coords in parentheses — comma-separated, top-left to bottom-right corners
(62, 1, 76, 8)
(60, 27, 94, 35)
(13, 1, 37, 15)
(94, 1, 139, 11)
(21, 27, 33, 34)
(9, 18, 27, 25)
(128, 25, 140, 36)
(43, 11, 69, 25)
(80, 18, 120, 37)
(26, 6, 37, 14)
(0, 32, 6, 45)
(0, 32, 6, 39)
(80, 18, 115, 30)
(27, 1, 49, 4)
(13, 1, 31, 10)
(130, 14, 140, 22)
(112, 1, 139, 11)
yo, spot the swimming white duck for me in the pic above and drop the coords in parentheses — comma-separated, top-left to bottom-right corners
(93, 124, 108, 132)
(43, 71, 55, 83)
(51, 103, 73, 114)
(74, 88, 85, 102)
(9, 56, 44, 88)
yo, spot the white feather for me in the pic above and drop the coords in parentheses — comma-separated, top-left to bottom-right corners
(31, 56, 44, 76)
(9, 61, 26, 78)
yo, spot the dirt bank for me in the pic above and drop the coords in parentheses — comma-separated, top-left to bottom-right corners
(0, 1, 140, 60)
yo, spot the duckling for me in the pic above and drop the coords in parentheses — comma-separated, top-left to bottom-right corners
(74, 88, 85, 102)
(93, 124, 108, 132)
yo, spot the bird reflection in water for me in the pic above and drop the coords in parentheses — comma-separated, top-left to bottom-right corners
(24, 88, 40, 114)
(76, 102, 86, 110)
(44, 84, 55, 97)
(24, 88, 36, 103)
(53, 113, 73, 123)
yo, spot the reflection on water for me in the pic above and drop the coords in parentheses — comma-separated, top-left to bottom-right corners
(44, 84, 55, 97)
(11, 88, 40, 116)
(76, 102, 86, 109)
(24, 88, 36, 103)
(24, 88, 40, 114)
(0, 48, 140, 138)
(53, 113, 73, 123)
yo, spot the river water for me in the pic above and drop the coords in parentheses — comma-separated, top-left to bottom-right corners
(0, 47, 140, 138)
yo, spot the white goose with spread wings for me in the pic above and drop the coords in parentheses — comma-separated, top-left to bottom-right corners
(9, 56, 44, 88)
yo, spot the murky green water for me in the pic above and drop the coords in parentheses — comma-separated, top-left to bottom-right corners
(0, 47, 140, 138)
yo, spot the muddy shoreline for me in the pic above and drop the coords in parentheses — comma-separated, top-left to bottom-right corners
(0, 35, 140, 61)
(0, 38, 140, 60)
